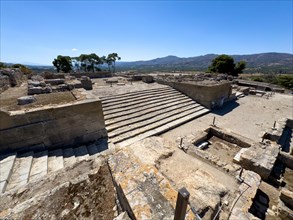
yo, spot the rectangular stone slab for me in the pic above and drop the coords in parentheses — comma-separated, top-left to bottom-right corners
(29, 151, 48, 182)
(48, 149, 64, 173)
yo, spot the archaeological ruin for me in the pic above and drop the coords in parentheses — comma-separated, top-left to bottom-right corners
(0, 69, 292, 220)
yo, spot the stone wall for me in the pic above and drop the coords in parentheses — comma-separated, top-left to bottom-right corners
(157, 80, 232, 109)
(0, 99, 107, 153)
(0, 69, 25, 93)
(70, 71, 112, 79)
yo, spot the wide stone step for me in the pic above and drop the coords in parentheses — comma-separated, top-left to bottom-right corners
(117, 108, 210, 147)
(104, 94, 188, 118)
(111, 106, 207, 143)
(106, 98, 194, 127)
(103, 91, 185, 112)
(63, 148, 76, 167)
(107, 101, 199, 132)
(109, 104, 203, 139)
(0, 153, 17, 193)
(48, 149, 64, 173)
(101, 88, 175, 106)
(100, 86, 171, 100)
(5, 151, 33, 191)
(29, 150, 48, 182)
(74, 145, 89, 162)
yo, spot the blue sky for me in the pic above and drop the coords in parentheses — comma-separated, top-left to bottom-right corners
(1, 0, 292, 65)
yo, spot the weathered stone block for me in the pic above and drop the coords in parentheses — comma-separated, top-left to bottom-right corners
(1, 69, 24, 87)
(81, 76, 92, 90)
(44, 79, 65, 85)
(0, 75, 10, 93)
(278, 201, 293, 220)
(280, 189, 293, 209)
(17, 96, 36, 105)
(142, 75, 154, 83)
(28, 86, 42, 95)
(236, 142, 280, 180)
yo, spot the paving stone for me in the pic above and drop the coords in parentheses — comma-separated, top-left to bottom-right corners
(104, 87, 210, 146)
(104, 95, 189, 119)
(110, 106, 205, 140)
(101, 86, 171, 101)
(102, 88, 174, 106)
(5, 151, 33, 191)
(29, 151, 48, 182)
(0, 153, 17, 183)
(103, 91, 182, 112)
(63, 148, 76, 167)
(48, 149, 64, 173)
(107, 101, 198, 132)
(0, 180, 7, 193)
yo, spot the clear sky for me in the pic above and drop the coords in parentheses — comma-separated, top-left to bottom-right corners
(1, 0, 292, 65)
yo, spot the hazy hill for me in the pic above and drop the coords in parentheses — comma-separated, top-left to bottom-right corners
(117, 53, 293, 73)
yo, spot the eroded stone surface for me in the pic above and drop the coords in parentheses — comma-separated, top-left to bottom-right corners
(108, 148, 178, 220)
(0, 159, 115, 220)
(229, 170, 261, 220)
(235, 142, 280, 180)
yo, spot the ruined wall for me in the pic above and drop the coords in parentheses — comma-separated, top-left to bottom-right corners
(157, 80, 232, 109)
(0, 99, 107, 153)
(71, 71, 112, 79)
(0, 69, 25, 94)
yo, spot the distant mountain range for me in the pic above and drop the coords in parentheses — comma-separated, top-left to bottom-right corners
(116, 52, 293, 73)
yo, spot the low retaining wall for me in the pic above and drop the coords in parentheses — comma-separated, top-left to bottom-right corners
(0, 99, 107, 153)
(71, 71, 112, 78)
(157, 80, 232, 109)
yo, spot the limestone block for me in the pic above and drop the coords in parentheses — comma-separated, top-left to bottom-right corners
(44, 78, 65, 85)
(132, 75, 142, 81)
(28, 80, 41, 87)
(81, 76, 93, 90)
(41, 86, 52, 93)
(280, 189, 293, 209)
(237, 142, 280, 180)
(279, 152, 293, 170)
(278, 201, 293, 220)
(17, 96, 36, 105)
(0, 75, 10, 93)
(28, 86, 42, 95)
(229, 170, 261, 220)
(142, 75, 154, 83)
(1, 69, 24, 86)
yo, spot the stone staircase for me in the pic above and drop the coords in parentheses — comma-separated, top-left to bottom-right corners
(0, 138, 110, 194)
(101, 86, 210, 147)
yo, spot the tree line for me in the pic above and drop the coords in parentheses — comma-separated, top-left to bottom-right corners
(52, 53, 121, 73)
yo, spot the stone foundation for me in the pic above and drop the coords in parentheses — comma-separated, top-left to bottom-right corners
(0, 99, 107, 153)
(156, 79, 232, 109)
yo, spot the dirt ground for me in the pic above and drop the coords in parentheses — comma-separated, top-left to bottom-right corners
(90, 78, 167, 97)
(205, 136, 242, 165)
(0, 82, 76, 111)
(161, 93, 293, 143)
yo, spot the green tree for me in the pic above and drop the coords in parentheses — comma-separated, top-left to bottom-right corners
(78, 53, 102, 72)
(52, 55, 72, 73)
(106, 53, 121, 73)
(235, 60, 246, 74)
(208, 54, 246, 76)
